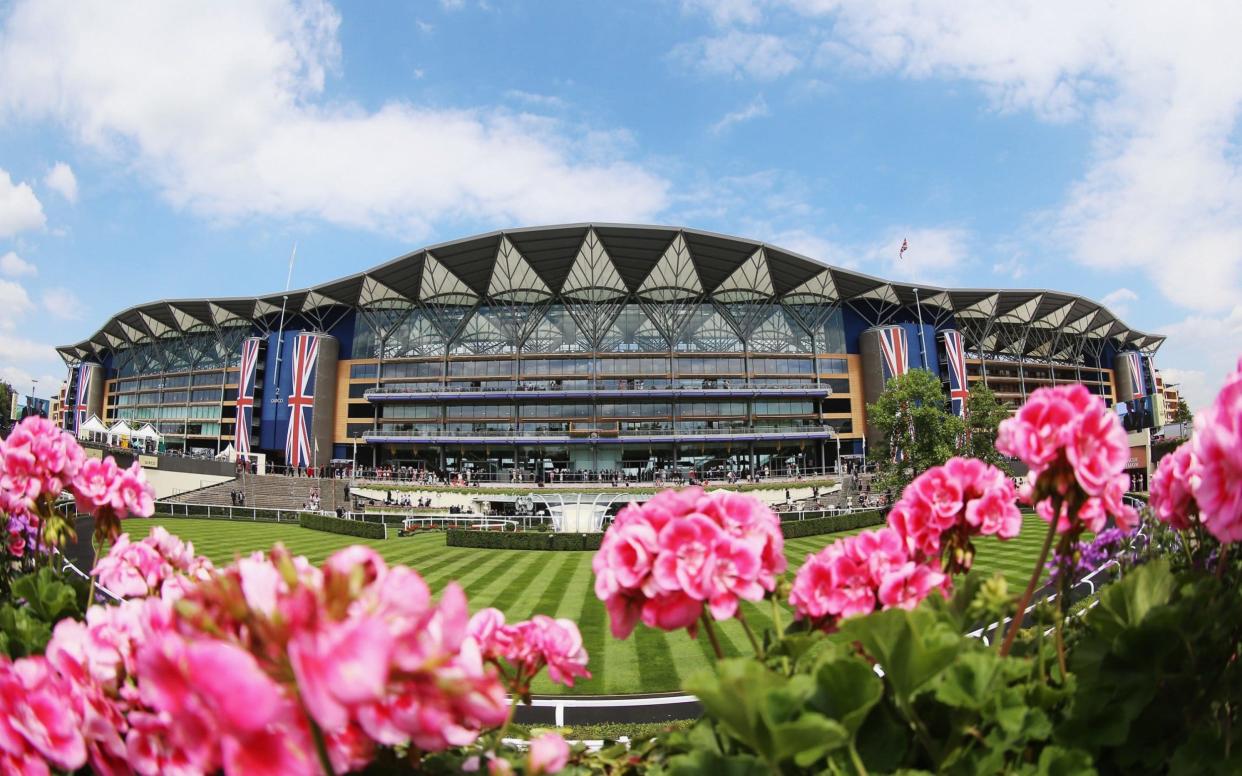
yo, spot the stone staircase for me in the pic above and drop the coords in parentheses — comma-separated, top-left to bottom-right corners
(163, 473, 350, 511)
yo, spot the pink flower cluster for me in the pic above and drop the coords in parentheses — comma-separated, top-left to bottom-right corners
(0, 416, 154, 556)
(0, 416, 85, 517)
(996, 384, 1136, 533)
(2, 531, 577, 775)
(1188, 357, 1242, 542)
(1150, 443, 1198, 531)
(789, 527, 946, 628)
(468, 609, 591, 692)
(72, 457, 155, 522)
(790, 458, 1022, 629)
(592, 488, 786, 639)
(888, 457, 1021, 571)
(92, 526, 214, 599)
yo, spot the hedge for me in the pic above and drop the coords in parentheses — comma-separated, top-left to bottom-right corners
(779, 509, 886, 539)
(446, 530, 603, 551)
(299, 512, 387, 539)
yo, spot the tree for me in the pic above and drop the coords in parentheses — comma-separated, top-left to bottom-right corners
(867, 369, 963, 496)
(959, 382, 1010, 470)
(0, 382, 12, 426)
(1172, 400, 1193, 426)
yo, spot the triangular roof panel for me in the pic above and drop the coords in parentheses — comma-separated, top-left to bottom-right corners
(637, 234, 701, 301)
(713, 247, 773, 301)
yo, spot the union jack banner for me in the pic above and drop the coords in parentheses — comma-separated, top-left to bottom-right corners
(877, 325, 910, 381)
(74, 363, 94, 433)
(942, 330, 969, 416)
(1123, 351, 1146, 399)
(285, 333, 320, 468)
(234, 337, 262, 455)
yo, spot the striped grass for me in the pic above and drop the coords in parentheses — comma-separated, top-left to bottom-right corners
(131, 512, 1054, 696)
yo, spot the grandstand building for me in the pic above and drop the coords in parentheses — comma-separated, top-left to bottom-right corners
(55, 224, 1170, 477)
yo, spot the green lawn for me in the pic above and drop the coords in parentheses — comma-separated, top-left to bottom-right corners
(126, 513, 1052, 696)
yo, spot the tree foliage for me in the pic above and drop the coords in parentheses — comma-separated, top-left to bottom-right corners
(1172, 400, 1194, 425)
(867, 369, 963, 495)
(959, 382, 1011, 470)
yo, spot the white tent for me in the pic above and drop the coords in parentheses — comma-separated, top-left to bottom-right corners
(134, 424, 162, 441)
(216, 443, 235, 460)
(77, 414, 107, 439)
(108, 420, 134, 439)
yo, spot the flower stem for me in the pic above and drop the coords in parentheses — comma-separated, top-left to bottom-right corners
(1218, 543, 1231, 581)
(769, 591, 783, 636)
(700, 612, 725, 660)
(736, 608, 763, 658)
(87, 534, 101, 604)
(1053, 576, 1069, 680)
(306, 715, 337, 776)
(1000, 505, 1060, 657)
(847, 741, 870, 776)
(495, 688, 524, 744)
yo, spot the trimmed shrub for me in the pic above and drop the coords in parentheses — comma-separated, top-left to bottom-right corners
(780, 509, 886, 539)
(446, 530, 603, 552)
(299, 512, 387, 539)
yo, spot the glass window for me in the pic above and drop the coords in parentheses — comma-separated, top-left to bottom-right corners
(350, 363, 379, 379)
(190, 389, 220, 403)
(818, 358, 848, 373)
(191, 371, 224, 386)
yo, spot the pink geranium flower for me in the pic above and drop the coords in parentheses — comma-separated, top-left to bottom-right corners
(528, 732, 570, 775)
(1150, 443, 1198, 530)
(593, 488, 785, 639)
(1192, 359, 1242, 542)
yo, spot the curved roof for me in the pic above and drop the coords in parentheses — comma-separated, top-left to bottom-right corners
(57, 223, 1165, 364)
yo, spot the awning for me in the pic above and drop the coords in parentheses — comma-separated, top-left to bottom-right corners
(77, 415, 107, 438)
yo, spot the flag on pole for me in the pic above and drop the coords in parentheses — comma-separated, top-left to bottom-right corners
(899, 238, 908, 259)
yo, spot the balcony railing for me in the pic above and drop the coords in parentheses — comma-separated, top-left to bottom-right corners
(361, 424, 835, 443)
(364, 380, 833, 400)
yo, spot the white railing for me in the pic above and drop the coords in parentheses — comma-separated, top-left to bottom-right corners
(153, 500, 306, 523)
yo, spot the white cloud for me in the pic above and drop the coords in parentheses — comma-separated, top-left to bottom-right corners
(44, 161, 78, 202)
(0, 277, 33, 329)
(711, 94, 770, 133)
(1157, 305, 1242, 410)
(0, 167, 45, 237)
(0, 0, 669, 241)
(504, 90, 566, 110)
(39, 287, 83, 320)
(679, 0, 1242, 400)
(681, 0, 763, 27)
(672, 30, 800, 80)
(0, 251, 36, 277)
(1100, 287, 1138, 317)
(0, 364, 63, 399)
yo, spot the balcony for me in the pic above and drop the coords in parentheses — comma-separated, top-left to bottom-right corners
(363, 380, 833, 402)
(361, 424, 836, 445)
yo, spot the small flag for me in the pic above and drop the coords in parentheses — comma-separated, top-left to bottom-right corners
(899, 238, 908, 259)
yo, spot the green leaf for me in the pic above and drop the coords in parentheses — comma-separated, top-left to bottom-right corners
(0, 604, 53, 658)
(854, 705, 910, 773)
(661, 750, 770, 776)
(933, 651, 1002, 711)
(772, 714, 848, 768)
(838, 607, 961, 703)
(1036, 745, 1097, 776)
(1087, 558, 1175, 640)
(809, 655, 884, 735)
(13, 567, 80, 623)
(684, 660, 785, 760)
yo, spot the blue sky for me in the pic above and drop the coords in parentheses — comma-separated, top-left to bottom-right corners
(1, 0, 1240, 408)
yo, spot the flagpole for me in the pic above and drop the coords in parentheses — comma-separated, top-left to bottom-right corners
(271, 243, 298, 404)
(913, 286, 928, 370)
